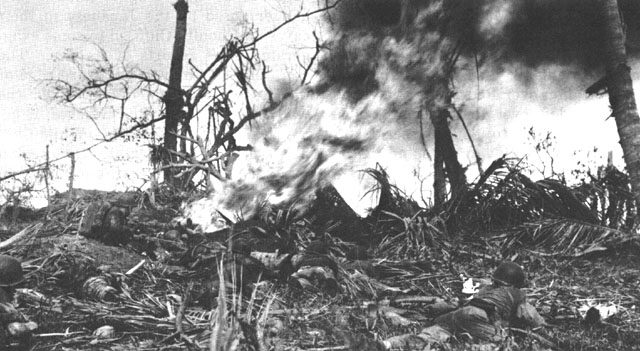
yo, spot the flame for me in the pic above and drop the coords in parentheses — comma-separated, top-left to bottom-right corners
(186, 84, 427, 231)
(184, 4, 465, 232)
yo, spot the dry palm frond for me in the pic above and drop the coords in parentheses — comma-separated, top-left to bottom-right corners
(453, 157, 598, 232)
(253, 204, 303, 253)
(365, 165, 421, 219)
(573, 165, 635, 230)
(500, 218, 626, 256)
(375, 211, 443, 260)
(340, 269, 402, 299)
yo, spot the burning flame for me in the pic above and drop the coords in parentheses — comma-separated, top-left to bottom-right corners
(184, 3, 483, 232)
(186, 85, 425, 231)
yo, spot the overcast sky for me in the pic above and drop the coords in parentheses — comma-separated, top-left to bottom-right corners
(0, 1, 633, 209)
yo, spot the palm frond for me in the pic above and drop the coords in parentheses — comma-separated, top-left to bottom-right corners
(452, 157, 599, 232)
(499, 218, 626, 256)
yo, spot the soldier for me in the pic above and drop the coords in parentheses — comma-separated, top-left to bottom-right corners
(420, 261, 545, 343)
(383, 261, 546, 349)
(0, 255, 37, 350)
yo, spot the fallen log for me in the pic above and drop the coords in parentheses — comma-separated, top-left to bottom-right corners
(0, 223, 43, 250)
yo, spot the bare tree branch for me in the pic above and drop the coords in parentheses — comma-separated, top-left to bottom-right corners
(301, 31, 322, 85)
(0, 114, 167, 183)
(250, 1, 341, 45)
(451, 104, 483, 175)
(47, 74, 179, 103)
(261, 62, 274, 106)
(34, 2, 340, 190)
(0, 167, 48, 183)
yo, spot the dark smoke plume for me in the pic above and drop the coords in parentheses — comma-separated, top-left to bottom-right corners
(321, 0, 640, 87)
(489, 0, 640, 72)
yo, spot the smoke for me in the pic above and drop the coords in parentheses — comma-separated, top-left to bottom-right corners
(317, 0, 640, 176)
(186, 80, 424, 230)
(325, 0, 640, 82)
(482, 0, 640, 77)
(186, 0, 640, 229)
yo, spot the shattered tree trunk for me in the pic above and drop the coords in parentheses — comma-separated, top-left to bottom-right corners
(432, 112, 447, 207)
(600, 0, 640, 218)
(163, 0, 188, 186)
(430, 106, 467, 207)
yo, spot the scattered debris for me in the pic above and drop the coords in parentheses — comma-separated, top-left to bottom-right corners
(579, 301, 618, 324)
(92, 325, 115, 339)
(0, 171, 637, 350)
(82, 275, 119, 301)
(78, 201, 132, 245)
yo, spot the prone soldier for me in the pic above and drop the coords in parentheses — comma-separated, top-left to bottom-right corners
(0, 255, 37, 350)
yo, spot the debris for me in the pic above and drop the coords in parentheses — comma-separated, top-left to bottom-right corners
(367, 303, 416, 326)
(0, 223, 43, 250)
(175, 282, 196, 347)
(2, 160, 639, 350)
(92, 325, 115, 339)
(584, 307, 601, 325)
(461, 276, 480, 295)
(382, 333, 430, 350)
(82, 276, 119, 301)
(291, 265, 339, 294)
(16, 289, 47, 305)
(7, 321, 38, 337)
(78, 202, 131, 245)
(250, 251, 292, 272)
(579, 302, 618, 323)
(163, 229, 181, 241)
(517, 303, 547, 327)
(78, 201, 111, 237)
(0, 255, 25, 287)
(125, 259, 146, 276)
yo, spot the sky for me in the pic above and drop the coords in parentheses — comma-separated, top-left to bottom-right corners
(0, 0, 328, 201)
(0, 1, 633, 211)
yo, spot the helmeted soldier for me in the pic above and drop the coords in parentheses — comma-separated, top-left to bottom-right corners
(417, 261, 544, 344)
(0, 255, 25, 304)
(0, 255, 37, 349)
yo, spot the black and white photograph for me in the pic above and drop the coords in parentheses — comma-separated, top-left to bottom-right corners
(1, 1, 640, 350)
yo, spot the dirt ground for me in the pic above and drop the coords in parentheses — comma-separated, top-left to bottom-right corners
(1, 189, 639, 351)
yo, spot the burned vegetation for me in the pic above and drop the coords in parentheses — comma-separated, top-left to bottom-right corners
(2, 0, 640, 350)
(0, 159, 639, 350)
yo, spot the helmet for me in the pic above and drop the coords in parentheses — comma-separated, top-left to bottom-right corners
(0, 255, 24, 287)
(493, 261, 526, 288)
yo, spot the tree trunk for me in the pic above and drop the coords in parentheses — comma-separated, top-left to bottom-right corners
(432, 112, 447, 207)
(600, 0, 640, 217)
(163, 0, 188, 186)
(430, 107, 467, 205)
